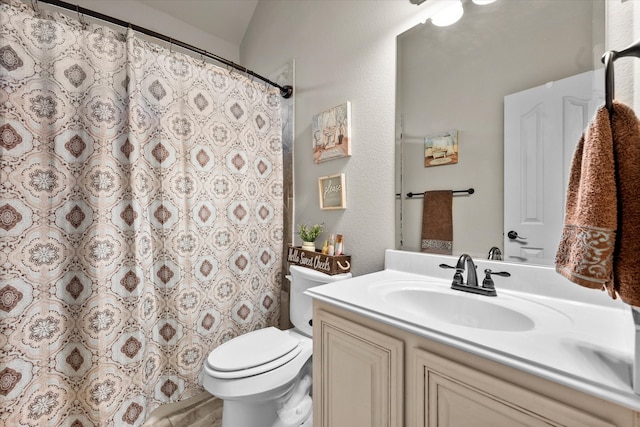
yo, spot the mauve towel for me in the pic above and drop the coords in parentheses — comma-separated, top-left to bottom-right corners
(421, 190, 453, 255)
(556, 101, 640, 305)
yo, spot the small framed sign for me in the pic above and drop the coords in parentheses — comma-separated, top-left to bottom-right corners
(318, 173, 346, 210)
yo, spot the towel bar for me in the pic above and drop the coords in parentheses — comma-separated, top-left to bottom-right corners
(401, 188, 475, 198)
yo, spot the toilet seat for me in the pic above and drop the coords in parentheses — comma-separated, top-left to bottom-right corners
(206, 327, 304, 379)
(203, 266, 352, 427)
(202, 329, 312, 402)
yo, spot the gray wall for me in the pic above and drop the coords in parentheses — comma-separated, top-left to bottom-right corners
(73, 0, 239, 61)
(241, 1, 426, 275)
(243, 0, 638, 276)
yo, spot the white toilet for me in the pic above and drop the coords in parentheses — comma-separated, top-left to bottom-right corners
(202, 265, 352, 427)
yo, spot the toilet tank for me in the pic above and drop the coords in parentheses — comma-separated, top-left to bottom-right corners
(289, 265, 352, 337)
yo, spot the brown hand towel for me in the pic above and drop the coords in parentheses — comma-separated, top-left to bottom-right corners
(556, 101, 640, 305)
(612, 101, 640, 306)
(421, 190, 453, 254)
(555, 105, 617, 291)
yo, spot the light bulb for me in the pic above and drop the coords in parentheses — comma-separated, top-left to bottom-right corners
(431, 0, 464, 27)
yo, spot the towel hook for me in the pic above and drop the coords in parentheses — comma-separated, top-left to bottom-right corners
(601, 38, 640, 116)
(603, 50, 615, 115)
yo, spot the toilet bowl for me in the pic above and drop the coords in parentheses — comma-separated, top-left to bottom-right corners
(202, 265, 352, 427)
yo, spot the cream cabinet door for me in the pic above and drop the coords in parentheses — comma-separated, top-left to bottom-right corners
(414, 348, 615, 427)
(313, 309, 404, 427)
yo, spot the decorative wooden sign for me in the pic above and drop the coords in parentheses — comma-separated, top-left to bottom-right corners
(287, 245, 351, 275)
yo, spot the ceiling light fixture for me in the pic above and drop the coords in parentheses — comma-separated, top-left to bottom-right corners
(411, 0, 498, 27)
(430, 0, 464, 27)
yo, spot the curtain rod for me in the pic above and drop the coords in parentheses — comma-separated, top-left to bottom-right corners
(34, 0, 294, 98)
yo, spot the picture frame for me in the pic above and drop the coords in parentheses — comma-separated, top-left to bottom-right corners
(312, 101, 352, 164)
(318, 173, 346, 210)
(424, 130, 458, 167)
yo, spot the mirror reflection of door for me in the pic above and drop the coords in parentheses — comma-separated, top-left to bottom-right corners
(503, 69, 603, 264)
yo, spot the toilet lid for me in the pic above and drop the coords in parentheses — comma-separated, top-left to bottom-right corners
(207, 327, 300, 373)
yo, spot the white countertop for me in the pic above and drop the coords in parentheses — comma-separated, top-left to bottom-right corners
(306, 250, 640, 412)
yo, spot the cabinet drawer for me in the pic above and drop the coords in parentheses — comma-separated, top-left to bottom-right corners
(415, 348, 615, 427)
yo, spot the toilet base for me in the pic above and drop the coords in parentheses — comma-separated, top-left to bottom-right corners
(219, 363, 313, 427)
(221, 398, 313, 427)
(222, 399, 278, 427)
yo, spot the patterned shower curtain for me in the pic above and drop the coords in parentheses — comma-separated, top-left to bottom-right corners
(0, 1, 283, 425)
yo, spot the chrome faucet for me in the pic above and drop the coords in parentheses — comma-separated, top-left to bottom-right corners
(439, 254, 509, 297)
(487, 246, 503, 260)
(457, 254, 478, 287)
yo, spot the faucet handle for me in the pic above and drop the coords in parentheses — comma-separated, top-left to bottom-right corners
(439, 263, 464, 285)
(482, 268, 511, 291)
(484, 269, 511, 278)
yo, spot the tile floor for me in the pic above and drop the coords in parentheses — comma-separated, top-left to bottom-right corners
(142, 392, 222, 427)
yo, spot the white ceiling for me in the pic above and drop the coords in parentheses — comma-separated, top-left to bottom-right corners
(138, 0, 259, 46)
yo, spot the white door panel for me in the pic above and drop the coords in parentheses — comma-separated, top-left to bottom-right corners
(504, 69, 603, 264)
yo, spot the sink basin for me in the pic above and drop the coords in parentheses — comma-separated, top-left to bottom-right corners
(370, 280, 572, 333)
(384, 288, 534, 331)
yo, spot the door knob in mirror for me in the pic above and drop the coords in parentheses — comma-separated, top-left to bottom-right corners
(507, 230, 527, 240)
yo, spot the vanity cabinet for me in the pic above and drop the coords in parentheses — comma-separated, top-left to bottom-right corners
(312, 300, 639, 427)
(312, 308, 404, 427)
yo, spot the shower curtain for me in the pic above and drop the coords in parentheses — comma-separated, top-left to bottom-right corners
(0, 1, 283, 425)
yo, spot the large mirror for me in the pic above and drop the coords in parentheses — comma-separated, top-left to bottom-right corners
(395, 0, 605, 265)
